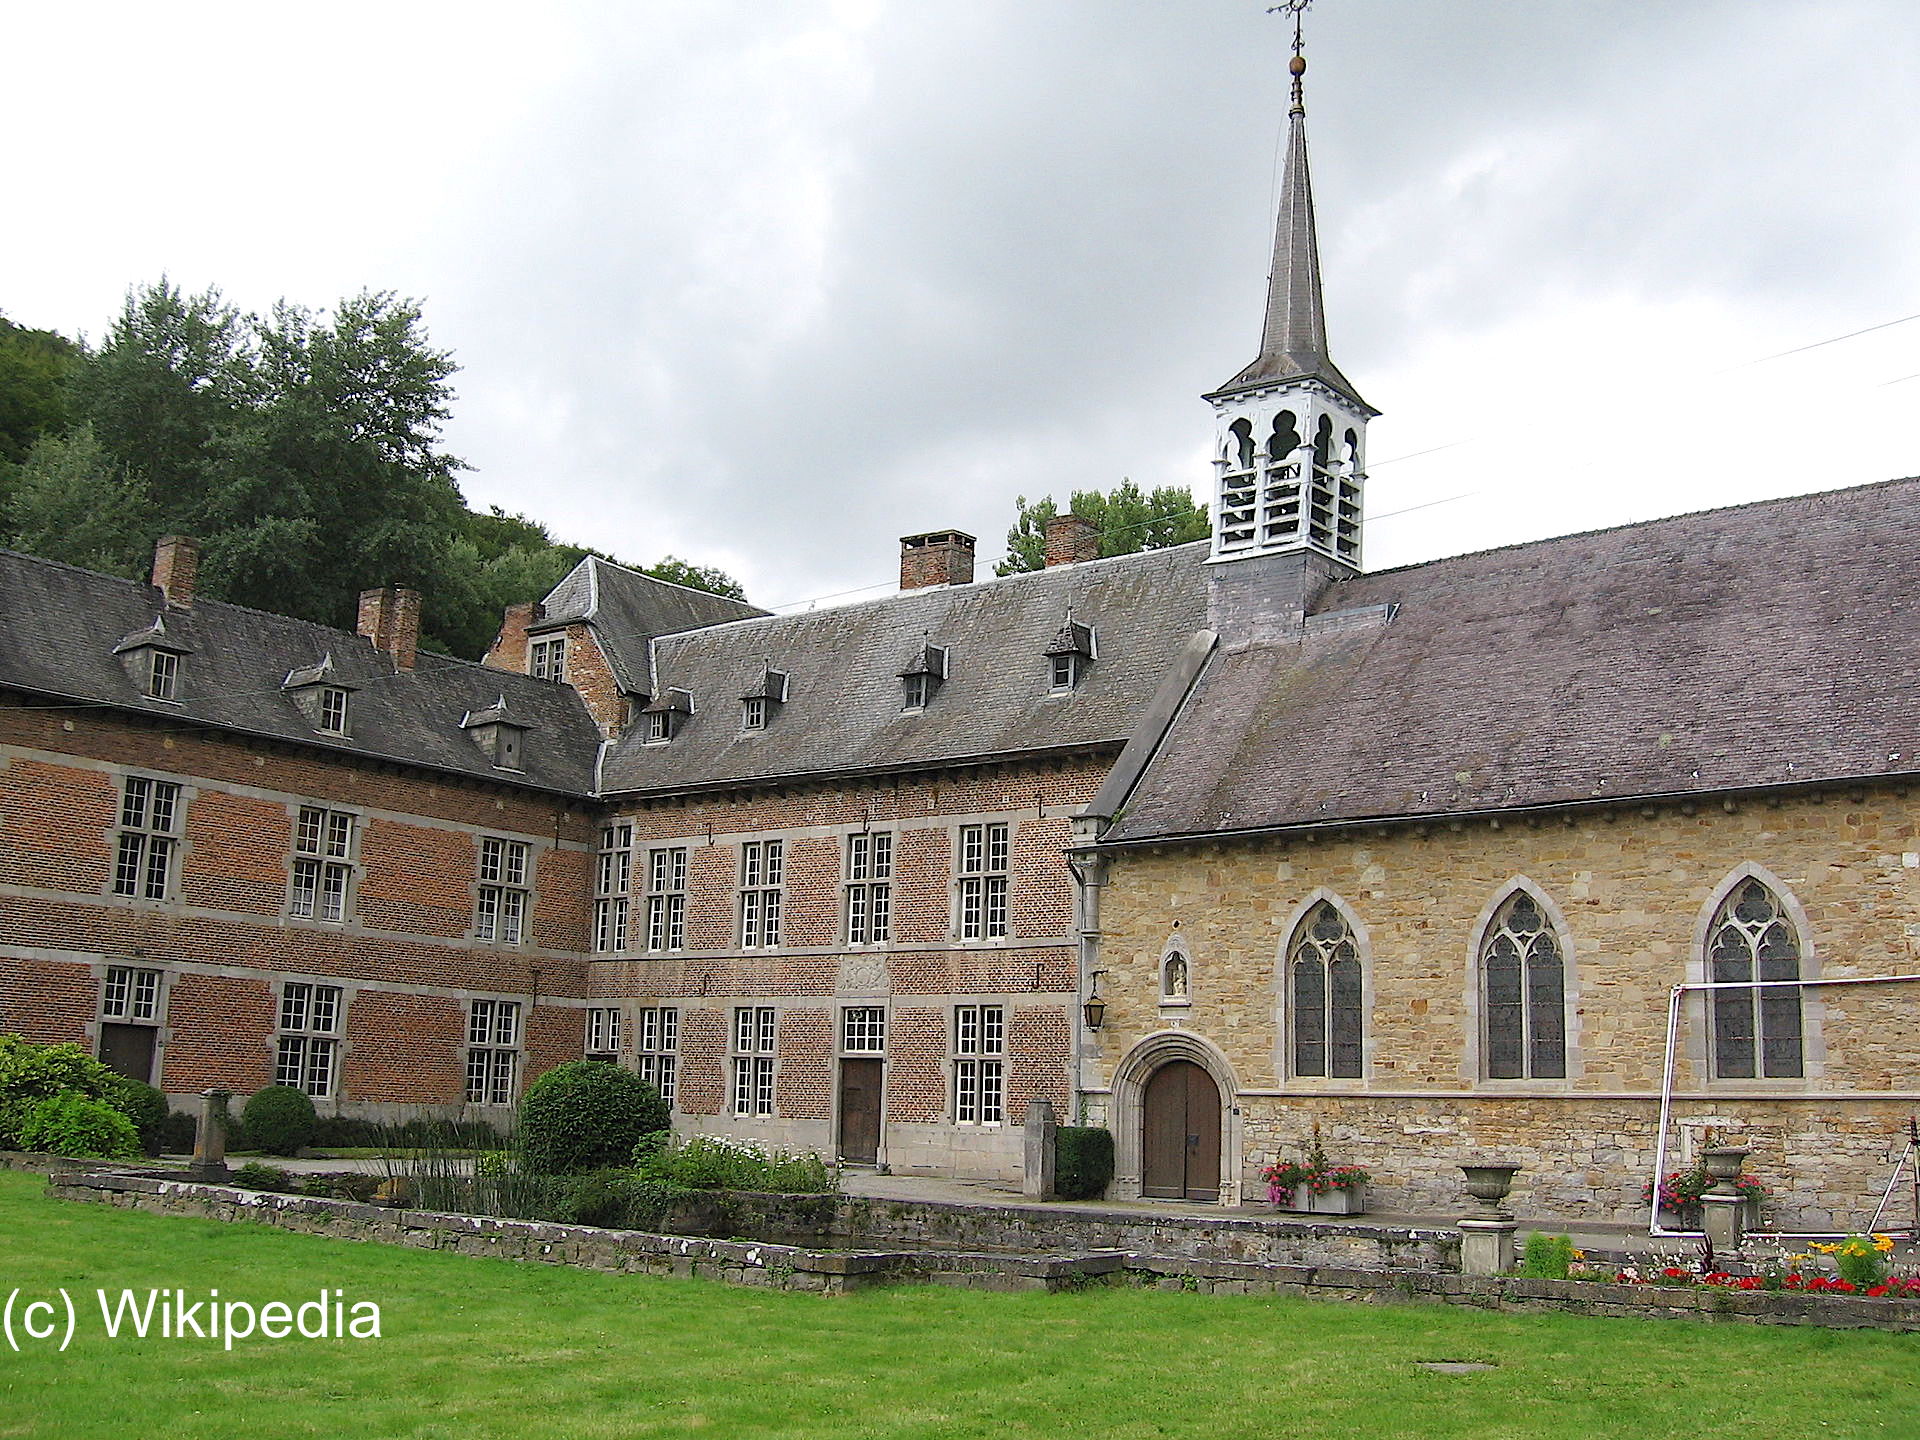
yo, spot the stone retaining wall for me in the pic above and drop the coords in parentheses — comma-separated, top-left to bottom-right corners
(45, 1170, 1920, 1330)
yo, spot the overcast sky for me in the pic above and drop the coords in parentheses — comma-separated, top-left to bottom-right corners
(4, 1, 1916, 611)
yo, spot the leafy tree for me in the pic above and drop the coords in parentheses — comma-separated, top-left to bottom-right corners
(996, 478, 1209, 575)
(641, 554, 747, 601)
(0, 314, 82, 467)
(10, 424, 154, 577)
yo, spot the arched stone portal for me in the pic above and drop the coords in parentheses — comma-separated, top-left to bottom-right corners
(1110, 1031, 1242, 1205)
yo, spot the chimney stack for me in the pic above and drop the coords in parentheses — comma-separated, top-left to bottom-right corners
(358, 585, 423, 671)
(483, 600, 542, 674)
(1044, 514, 1101, 568)
(151, 536, 200, 609)
(899, 530, 976, 591)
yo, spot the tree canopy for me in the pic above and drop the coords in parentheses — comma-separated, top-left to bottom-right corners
(996, 479, 1210, 575)
(0, 281, 746, 657)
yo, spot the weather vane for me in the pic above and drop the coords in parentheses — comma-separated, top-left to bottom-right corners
(1267, 0, 1312, 108)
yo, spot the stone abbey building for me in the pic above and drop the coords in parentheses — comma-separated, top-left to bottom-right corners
(1, 45, 1913, 1227)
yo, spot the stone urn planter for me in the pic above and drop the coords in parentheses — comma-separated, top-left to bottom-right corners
(1460, 1162, 1521, 1215)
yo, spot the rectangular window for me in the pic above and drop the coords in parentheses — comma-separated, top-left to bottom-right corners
(275, 982, 343, 1097)
(594, 823, 633, 953)
(739, 840, 784, 948)
(842, 1006, 886, 1056)
(465, 998, 522, 1105)
(476, 837, 531, 945)
(635, 1006, 679, 1107)
(957, 823, 1010, 940)
(902, 672, 931, 711)
(101, 965, 161, 1022)
(289, 805, 355, 921)
(845, 832, 893, 945)
(645, 710, 671, 743)
(953, 1004, 1006, 1125)
(730, 1005, 776, 1117)
(585, 1006, 621, 1058)
(113, 776, 182, 901)
(529, 636, 566, 682)
(645, 846, 687, 952)
(147, 649, 179, 701)
(742, 696, 767, 731)
(317, 686, 351, 735)
(1050, 654, 1079, 691)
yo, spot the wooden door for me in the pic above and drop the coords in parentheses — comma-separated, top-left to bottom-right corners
(99, 1024, 157, 1085)
(1140, 1060, 1221, 1201)
(838, 1058, 883, 1165)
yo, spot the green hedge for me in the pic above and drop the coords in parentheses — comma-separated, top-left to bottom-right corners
(241, 1086, 318, 1156)
(1055, 1126, 1114, 1200)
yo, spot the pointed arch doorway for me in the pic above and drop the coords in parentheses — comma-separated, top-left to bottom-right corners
(1141, 1059, 1221, 1201)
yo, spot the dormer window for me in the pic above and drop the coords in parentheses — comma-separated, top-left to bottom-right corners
(641, 688, 693, 744)
(114, 618, 191, 703)
(1044, 620, 1095, 693)
(318, 686, 351, 735)
(283, 654, 358, 737)
(739, 667, 788, 732)
(530, 635, 566, 682)
(899, 644, 949, 712)
(460, 697, 532, 771)
(147, 649, 179, 701)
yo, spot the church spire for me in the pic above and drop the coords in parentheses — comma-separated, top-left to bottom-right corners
(1205, 0, 1375, 573)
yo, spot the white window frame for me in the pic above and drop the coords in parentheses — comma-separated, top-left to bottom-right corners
(465, 998, 522, 1105)
(1050, 653, 1080, 692)
(842, 1006, 886, 1056)
(739, 840, 784, 948)
(957, 822, 1010, 941)
(317, 686, 351, 736)
(742, 695, 768, 732)
(585, 1006, 621, 1057)
(101, 965, 162, 1022)
(289, 805, 356, 922)
(845, 831, 893, 945)
(594, 823, 633, 953)
(276, 982, 343, 1097)
(476, 837, 532, 945)
(953, 1003, 1006, 1125)
(644, 710, 672, 743)
(731, 1005, 776, 1117)
(529, 635, 566, 683)
(636, 1006, 679, 1107)
(902, 671, 932, 712)
(113, 776, 182, 902)
(645, 846, 688, 952)
(146, 648, 180, 701)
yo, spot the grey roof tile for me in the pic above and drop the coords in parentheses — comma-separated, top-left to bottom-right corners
(537, 556, 766, 696)
(1104, 477, 1920, 842)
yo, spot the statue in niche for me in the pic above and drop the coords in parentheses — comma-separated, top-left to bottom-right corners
(1163, 953, 1189, 1000)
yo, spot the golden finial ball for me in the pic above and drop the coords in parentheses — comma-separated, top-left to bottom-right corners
(1289, 56, 1307, 76)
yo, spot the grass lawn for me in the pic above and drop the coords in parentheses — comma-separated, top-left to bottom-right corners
(1, 1169, 1916, 1439)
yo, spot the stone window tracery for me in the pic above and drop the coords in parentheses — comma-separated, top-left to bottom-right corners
(1707, 877, 1804, 1079)
(1480, 890, 1566, 1080)
(1288, 901, 1361, 1078)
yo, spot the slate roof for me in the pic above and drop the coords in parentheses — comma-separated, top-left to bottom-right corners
(598, 543, 1211, 794)
(0, 550, 604, 794)
(1102, 477, 1920, 844)
(536, 556, 767, 696)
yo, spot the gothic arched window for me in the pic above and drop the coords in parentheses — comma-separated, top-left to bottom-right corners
(1312, 413, 1334, 468)
(1269, 411, 1301, 463)
(1289, 901, 1361, 1078)
(1480, 890, 1566, 1079)
(1707, 878, 1804, 1079)
(1228, 418, 1255, 470)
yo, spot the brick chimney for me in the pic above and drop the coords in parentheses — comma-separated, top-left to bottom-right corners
(899, 530, 976, 591)
(151, 535, 200, 609)
(358, 585, 423, 671)
(1044, 514, 1100, 568)
(483, 600, 542, 674)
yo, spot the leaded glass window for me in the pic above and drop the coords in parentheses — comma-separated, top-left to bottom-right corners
(1289, 901, 1362, 1078)
(1708, 878, 1803, 1079)
(1481, 890, 1566, 1080)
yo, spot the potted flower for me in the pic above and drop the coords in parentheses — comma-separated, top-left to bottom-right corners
(1263, 1130, 1370, 1214)
(1642, 1165, 1768, 1228)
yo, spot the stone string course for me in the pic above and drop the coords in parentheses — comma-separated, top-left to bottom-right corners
(43, 1169, 1920, 1330)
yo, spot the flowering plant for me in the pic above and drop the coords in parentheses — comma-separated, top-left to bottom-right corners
(1810, 1233, 1895, 1289)
(1262, 1129, 1369, 1200)
(1642, 1166, 1768, 1208)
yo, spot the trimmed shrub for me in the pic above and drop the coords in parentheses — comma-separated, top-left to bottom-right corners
(241, 1086, 319, 1156)
(99, 1074, 169, 1156)
(232, 1161, 300, 1193)
(159, 1109, 199, 1155)
(17, 1093, 141, 1159)
(517, 1063, 669, 1176)
(1055, 1126, 1115, 1200)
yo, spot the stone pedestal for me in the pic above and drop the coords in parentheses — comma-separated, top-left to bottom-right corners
(187, 1089, 231, 1182)
(1023, 1099, 1058, 1200)
(1459, 1218, 1518, 1276)
(1699, 1145, 1750, 1253)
